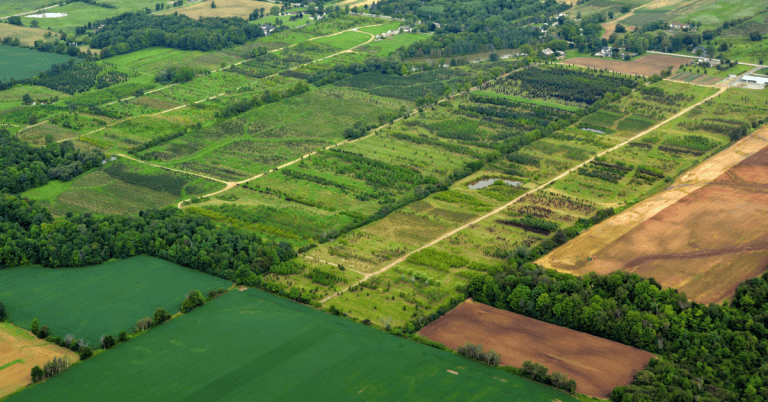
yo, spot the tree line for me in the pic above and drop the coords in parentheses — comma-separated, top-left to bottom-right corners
(0, 196, 296, 278)
(376, 0, 570, 58)
(89, 12, 265, 57)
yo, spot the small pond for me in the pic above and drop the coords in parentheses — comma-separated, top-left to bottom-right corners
(467, 178, 522, 190)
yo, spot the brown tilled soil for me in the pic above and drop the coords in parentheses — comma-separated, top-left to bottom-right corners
(562, 54, 689, 76)
(0, 323, 79, 399)
(540, 133, 768, 304)
(419, 300, 653, 398)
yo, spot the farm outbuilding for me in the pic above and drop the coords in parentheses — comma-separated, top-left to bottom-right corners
(743, 75, 768, 85)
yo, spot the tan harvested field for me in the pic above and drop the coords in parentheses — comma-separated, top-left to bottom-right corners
(337, 0, 380, 6)
(0, 323, 78, 399)
(538, 126, 768, 304)
(419, 300, 653, 398)
(160, 0, 274, 19)
(0, 24, 54, 47)
(562, 54, 689, 76)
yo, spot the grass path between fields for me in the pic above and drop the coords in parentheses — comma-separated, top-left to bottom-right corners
(319, 86, 728, 303)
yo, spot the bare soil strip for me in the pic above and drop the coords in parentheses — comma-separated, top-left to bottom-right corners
(563, 54, 690, 77)
(419, 300, 653, 398)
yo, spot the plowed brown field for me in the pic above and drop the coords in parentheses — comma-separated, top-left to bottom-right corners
(0, 323, 78, 399)
(538, 126, 768, 304)
(419, 300, 653, 398)
(562, 54, 689, 76)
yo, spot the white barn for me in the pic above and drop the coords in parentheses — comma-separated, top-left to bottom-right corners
(743, 75, 768, 85)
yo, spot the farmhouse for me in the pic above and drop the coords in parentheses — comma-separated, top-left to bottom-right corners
(669, 22, 689, 30)
(540, 48, 555, 57)
(698, 57, 721, 66)
(594, 47, 612, 57)
(555, 50, 566, 60)
(261, 24, 276, 35)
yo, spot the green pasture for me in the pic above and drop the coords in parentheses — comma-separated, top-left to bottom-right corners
(0, 45, 72, 81)
(472, 90, 582, 112)
(155, 86, 409, 181)
(0, 0, 53, 16)
(0, 255, 230, 346)
(312, 30, 371, 49)
(363, 33, 426, 57)
(21, 2, 125, 32)
(6, 289, 576, 402)
(358, 21, 401, 35)
(21, 160, 223, 216)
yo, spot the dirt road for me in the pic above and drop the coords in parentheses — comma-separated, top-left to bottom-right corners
(321, 87, 727, 303)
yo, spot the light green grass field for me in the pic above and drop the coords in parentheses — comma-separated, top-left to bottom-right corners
(312, 30, 371, 49)
(0, 255, 230, 345)
(358, 21, 401, 35)
(364, 33, 427, 57)
(5, 289, 577, 402)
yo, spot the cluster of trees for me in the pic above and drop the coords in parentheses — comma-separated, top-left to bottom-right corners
(507, 67, 637, 105)
(89, 12, 265, 57)
(26, 60, 123, 94)
(154, 66, 197, 83)
(306, 56, 410, 86)
(376, 0, 569, 57)
(63, 0, 116, 9)
(31, 357, 72, 383)
(0, 130, 104, 194)
(0, 196, 296, 278)
(217, 81, 310, 119)
(181, 289, 205, 313)
(456, 342, 501, 366)
(517, 361, 577, 394)
(461, 263, 768, 401)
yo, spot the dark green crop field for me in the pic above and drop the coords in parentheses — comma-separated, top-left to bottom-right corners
(0, 255, 231, 345)
(0, 46, 72, 81)
(6, 289, 576, 402)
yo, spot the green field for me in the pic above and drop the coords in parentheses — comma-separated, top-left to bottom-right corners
(0, 0, 53, 16)
(5, 289, 577, 402)
(472, 90, 582, 112)
(358, 21, 402, 35)
(363, 33, 427, 57)
(312, 30, 372, 49)
(0, 45, 72, 81)
(0, 256, 231, 345)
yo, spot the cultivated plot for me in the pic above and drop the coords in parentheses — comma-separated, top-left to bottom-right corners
(4, 289, 577, 402)
(539, 126, 768, 304)
(562, 54, 690, 77)
(0, 255, 231, 345)
(419, 300, 654, 398)
(0, 323, 78, 400)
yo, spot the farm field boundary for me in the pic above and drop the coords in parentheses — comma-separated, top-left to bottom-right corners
(4, 289, 578, 402)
